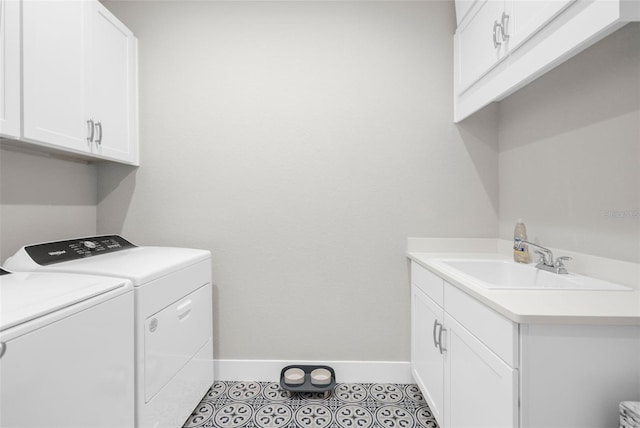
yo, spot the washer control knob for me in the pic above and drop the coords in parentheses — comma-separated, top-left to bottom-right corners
(83, 241, 98, 250)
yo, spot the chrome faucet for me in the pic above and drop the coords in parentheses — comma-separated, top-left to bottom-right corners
(514, 239, 572, 274)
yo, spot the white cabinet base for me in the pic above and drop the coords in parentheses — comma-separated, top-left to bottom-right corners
(411, 286, 445, 423)
(445, 314, 518, 428)
(411, 261, 640, 428)
(520, 324, 640, 428)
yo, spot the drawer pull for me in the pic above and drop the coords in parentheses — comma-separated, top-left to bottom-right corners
(432, 320, 439, 348)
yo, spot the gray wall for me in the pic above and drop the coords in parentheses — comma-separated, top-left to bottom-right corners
(497, 23, 640, 263)
(98, 0, 499, 361)
(0, 147, 97, 262)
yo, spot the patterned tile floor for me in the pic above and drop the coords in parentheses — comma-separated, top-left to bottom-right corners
(183, 381, 439, 428)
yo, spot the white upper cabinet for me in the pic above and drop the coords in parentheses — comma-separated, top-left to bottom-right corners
(455, 0, 574, 96)
(22, 0, 88, 151)
(13, 0, 138, 165)
(454, 0, 640, 122)
(87, 1, 138, 165)
(509, 0, 574, 49)
(456, 0, 512, 94)
(0, 0, 21, 139)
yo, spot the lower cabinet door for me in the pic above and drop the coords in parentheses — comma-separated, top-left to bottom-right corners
(444, 313, 518, 428)
(411, 286, 445, 425)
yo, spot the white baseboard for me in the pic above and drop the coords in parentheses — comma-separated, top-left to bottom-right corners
(214, 359, 413, 384)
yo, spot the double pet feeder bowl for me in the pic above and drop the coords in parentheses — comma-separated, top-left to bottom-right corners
(280, 365, 336, 398)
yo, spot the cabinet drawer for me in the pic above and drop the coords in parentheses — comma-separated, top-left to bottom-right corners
(411, 262, 444, 307)
(444, 282, 518, 367)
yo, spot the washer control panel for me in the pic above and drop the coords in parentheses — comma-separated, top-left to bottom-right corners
(24, 235, 136, 265)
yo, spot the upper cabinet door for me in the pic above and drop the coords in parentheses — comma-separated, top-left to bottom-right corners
(455, 0, 512, 94)
(22, 0, 89, 152)
(87, 2, 138, 165)
(0, 0, 20, 139)
(510, 0, 576, 50)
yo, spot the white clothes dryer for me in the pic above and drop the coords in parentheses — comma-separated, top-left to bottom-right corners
(0, 268, 134, 428)
(4, 236, 214, 428)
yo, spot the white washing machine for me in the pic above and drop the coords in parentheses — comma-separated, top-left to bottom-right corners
(4, 235, 214, 428)
(0, 267, 134, 428)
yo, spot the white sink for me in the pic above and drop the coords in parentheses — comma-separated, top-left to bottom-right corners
(429, 258, 632, 291)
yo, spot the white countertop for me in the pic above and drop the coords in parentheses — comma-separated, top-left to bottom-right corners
(408, 251, 640, 325)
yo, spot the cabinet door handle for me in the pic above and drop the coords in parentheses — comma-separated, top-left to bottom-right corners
(87, 119, 95, 143)
(492, 20, 503, 49)
(501, 12, 510, 42)
(432, 320, 439, 348)
(95, 121, 103, 145)
(438, 327, 447, 354)
(0, 342, 6, 359)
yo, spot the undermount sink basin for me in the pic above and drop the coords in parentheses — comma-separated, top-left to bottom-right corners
(429, 258, 632, 291)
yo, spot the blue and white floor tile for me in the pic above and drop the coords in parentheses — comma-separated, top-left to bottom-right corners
(184, 381, 439, 428)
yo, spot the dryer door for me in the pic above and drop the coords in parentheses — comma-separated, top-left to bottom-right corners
(144, 283, 212, 402)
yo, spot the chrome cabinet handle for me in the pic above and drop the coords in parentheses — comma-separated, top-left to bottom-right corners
(492, 20, 503, 49)
(438, 327, 447, 354)
(432, 320, 439, 348)
(501, 12, 510, 42)
(0, 342, 6, 359)
(87, 119, 95, 143)
(95, 121, 103, 145)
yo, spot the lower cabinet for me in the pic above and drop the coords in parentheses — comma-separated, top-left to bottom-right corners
(445, 313, 518, 428)
(411, 261, 640, 428)
(411, 263, 518, 428)
(411, 286, 445, 423)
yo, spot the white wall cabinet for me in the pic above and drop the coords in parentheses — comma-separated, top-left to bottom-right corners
(22, 0, 88, 151)
(15, 0, 138, 165)
(411, 261, 640, 428)
(509, 0, 574, 49)
(0, 0, 21, 139)
(86, 1, 137, 164)
(454, 0, 640, 122)
(456, 0, 512, 94)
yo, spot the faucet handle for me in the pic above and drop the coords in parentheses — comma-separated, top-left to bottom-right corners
(534, 250, 550, 265)
(555, 256, 572, 268)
